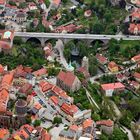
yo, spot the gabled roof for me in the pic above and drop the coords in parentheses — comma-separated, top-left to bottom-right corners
(96, 53, 107, 64)
(134, 72, 140, 79)
(34, 103, 42, 110)
(0, 64, 4, 73)
(0, 89, 9, 112)
(131, 54, 140, 62)
(0, 129, 9, 139)
(33, 68, 47, 77)
(129, 23, 140, 33)
(101, 82, 125, 90)
(61, 103, 78, 116)
(0, 40, 11, 49)
(108, 61, 118, 69)
(83, 119, 93, 129)
(52, 0, 61, 6)
(19, 83, 32, 94)
(96, 120, 114, 127)
(1, 72, 14, 90)
(69, 125, 79, 132)
(57, 71, 76, 87)
(39, 81, 53, 92)
(50, 96, 59, 105)
(0, 0, 5, 5)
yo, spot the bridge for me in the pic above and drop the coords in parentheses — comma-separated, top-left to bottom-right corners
(0, 30, 140, 46)
(14, 32, 140, 46)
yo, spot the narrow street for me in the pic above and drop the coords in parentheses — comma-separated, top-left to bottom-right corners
(121, 126, 135, 140)
(55, 39, 69, 69)
(90, 63, 137, 83)
(34, 86, 70, 126)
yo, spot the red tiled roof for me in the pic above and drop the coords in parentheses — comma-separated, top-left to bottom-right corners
(12, 124, 34, 139)
(134, 72, 140, 79)
(0, 0, 5, 5)
(96, 120, 114, 127)
(34, 103, 42, 110)
(69, 125, 79, 132)
(116, 73, 126, 80)
(0, 129, 9, 139)
(21, 124, 34, 133)
(57, 71, 76, 87)
(14, 65, 27, 78)
(1, 72, 14, 88)
(5, 4, 17, 9)
(52, 0, 61, 6)
(129, 80, 139, 87)
(33, 68, 47, 77)
(108, 61, 118, 69)
(19, 83, 32, 94)
(96, 53, 107, 64)
(129, 23, 140, 33)
(0, 64, 4, 73)
(0, 40, 11, 49)
(59, 91, 69, 99)
(55, 24, 82, 33)
(131, 54, 140, 62)
(24, 67, 32, 73)
(28, 2, 36, 7)
(40, 128, 51, 140)
(61, 103, 78, 116)
(101, 82, 125, 90)
(0, 89, 9, 113)
(77, 67, 90, 78)
(52, 85, 62, 95)
(83, 119, 93, 129)
(39, 81, 53, 92)
(50, 96, 59, 105)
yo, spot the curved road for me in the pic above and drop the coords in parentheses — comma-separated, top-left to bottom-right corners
(121, 126, 135, 140)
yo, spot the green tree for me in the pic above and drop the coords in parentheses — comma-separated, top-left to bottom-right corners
(92, 22, 104, 34)
(9, 1, 16, 6)
(13, 37, 23, 45)
(0, 23, 5, 29)
(128, 98, 140, 118)
(104, 11, 112, 22)
(92, 112, 101, 121)
(33, 120, 41, 127)
(44, 0, 50, 8)
(110, 128, 128, 140)
(53, 117, 62, 124)
(100, 134, 109, 140)
(119, 110, 133, 128)
(88, 55, 98, 76)
(77, 41, 88, 57)
(18, 2, 27, 9)
(108, 39, 120, 55)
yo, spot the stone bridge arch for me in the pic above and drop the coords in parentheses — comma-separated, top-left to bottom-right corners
(44, 39, 57, 46)
(89, 39, 108, 46)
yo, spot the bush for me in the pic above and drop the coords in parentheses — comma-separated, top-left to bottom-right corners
(53, 117, 62, 124)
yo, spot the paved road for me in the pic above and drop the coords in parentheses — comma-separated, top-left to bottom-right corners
(121, 126, 135, 140)
(55, 39, 68, 69)
(34, 85, 70, 125)
(90, 63, 137, 83)
(14, 32, 140, 40)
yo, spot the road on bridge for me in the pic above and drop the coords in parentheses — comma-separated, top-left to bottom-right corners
(14, 32, 140, 41)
